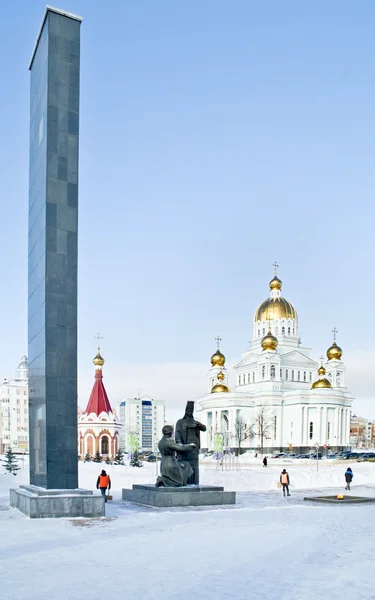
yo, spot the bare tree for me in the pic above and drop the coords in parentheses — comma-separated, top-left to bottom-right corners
(253, 405, 274, 456)
(234, 418, 254, 455)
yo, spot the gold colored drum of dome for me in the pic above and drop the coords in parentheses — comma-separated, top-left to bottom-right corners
(311, 378, 331, 389)
(261, 330, 278, 351)
(211, 383, 230, 393)
(254, 274, 297, 322)
(327, 341, 343, 361)
(93, 349, 105, 367)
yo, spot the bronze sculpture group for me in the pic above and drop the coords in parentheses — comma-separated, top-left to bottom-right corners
(156, 401, 206, 488)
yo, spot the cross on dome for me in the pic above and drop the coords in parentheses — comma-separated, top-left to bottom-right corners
(319, 355, 325, 366)
(332, 327, 338, 341)
(215, 335, 222, 349)
(95, 332, 103, 350)
(272, 261, 279, 276)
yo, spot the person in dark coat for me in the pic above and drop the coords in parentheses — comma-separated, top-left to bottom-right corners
(280, 468, 291, 497)
(175, 401, 206, 485)
(345, 467, 353, 490)
(263, 456, 268, 468)
(156, 425, 196, 487)
(96, 469, 111, 502)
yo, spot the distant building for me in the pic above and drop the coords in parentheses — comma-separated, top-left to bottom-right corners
(0, 357, 29, 453)
(78, 349, 121, 459)
(350, 415, 375, 448)
(119, 397, 165, 452)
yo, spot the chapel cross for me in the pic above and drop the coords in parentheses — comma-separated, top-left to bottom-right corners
(215, 335, 222, 349)
(319, 354, 324, 366)
(332, 327, 338, 341)
(95, 332, 103, 350)
(272, 261, 279, 276)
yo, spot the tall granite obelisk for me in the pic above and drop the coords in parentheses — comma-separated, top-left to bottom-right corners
(28, 7, 82, 489)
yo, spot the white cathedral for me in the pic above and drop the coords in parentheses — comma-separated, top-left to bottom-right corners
(196, 267, 354, 453)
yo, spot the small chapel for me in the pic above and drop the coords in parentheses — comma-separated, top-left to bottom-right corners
(196, 265, 354, 453)
(78, 347, 121, 459)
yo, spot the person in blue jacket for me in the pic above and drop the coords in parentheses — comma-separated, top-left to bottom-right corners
(345, 467, 353, 490)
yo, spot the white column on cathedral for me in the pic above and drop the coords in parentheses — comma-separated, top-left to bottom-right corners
(313, 406, 321, 446)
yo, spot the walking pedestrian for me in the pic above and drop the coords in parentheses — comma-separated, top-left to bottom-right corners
(280, 468, 291, 497)
(263, 456, 268, 468)
(345, 467, 353, 490)
(97, 469, 111, 502)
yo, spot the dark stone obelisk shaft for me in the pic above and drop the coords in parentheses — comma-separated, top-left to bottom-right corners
(28, 8, 81, 489)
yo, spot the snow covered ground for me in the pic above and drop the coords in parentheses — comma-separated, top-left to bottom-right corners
(1, 458, 374, 600)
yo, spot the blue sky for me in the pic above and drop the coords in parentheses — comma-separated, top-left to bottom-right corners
(0, 1, 374, 419)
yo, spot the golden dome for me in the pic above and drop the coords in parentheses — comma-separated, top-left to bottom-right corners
(311, 378, 331, 389)
(93, 349, 105, 367)
(269, 276, 282, 290)
(217, 370, 225, 381)
(261, 329, 278, 351)
(327, 341, 343, 361)
(211, 383, 230, 393)
(254, 297, 297, 322)
(211, 349, 225, 367)
(311, 360, 331, 389)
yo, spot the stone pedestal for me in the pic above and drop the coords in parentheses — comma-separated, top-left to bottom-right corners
(122, 484, 236, 508)
(10, 485, 105, 519)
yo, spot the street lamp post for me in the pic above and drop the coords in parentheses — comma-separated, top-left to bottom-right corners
(315, 442, 320, 472)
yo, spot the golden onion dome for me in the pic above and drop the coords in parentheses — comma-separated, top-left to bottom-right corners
(327, 341, 343, 361)
(269, 276, 282, 290)
(211, 383, 230, 393)
(211, 349, 225, 367)
(311, 378, 332, 389)
(93, 349, 105, 367)
(261, 330, 278, 351)
(217, 370, 225, 381)
(317, 365, 326, 376)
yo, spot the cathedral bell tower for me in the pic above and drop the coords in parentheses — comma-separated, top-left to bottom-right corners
(208, 336, 229, 392)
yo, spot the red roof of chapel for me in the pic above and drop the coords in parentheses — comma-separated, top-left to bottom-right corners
(85, 369, 113, 416)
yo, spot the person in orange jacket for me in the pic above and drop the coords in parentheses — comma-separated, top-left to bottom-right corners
(96, 469, 111, 502)
(280, 468, 291, 497)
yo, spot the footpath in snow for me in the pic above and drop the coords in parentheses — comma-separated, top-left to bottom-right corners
(0, 458, 374, 600)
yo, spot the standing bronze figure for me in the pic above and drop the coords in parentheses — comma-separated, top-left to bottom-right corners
(175, 401, 206, 485)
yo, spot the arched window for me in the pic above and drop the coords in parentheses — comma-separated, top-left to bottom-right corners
(288, 327, 291, 335)
(262, 328, 266, 336)
(297, 371, 300, 381)
(303, 371, 306, 382)
(309, 372, 312, 382)
(327, 372, 332, 382)
(252, 372, 255, 383)
(282, 327, 285, 335)
(247, 373, 251, 384)
(262, 365, 266, 379)
(87, 436, 93, 456)
(212, 378, 215, 386)
(293, 328, 295, 335)
(238, 376, 241, 386)
(258, 329, 260, 336)
(285, 369, 289, 380)
(327, 422, 331, 440)
(243, 374, 246, 385)
(101, 436, 109, 454)
(280, 369, 282, 379)
(336, 372, 341, 385)
(291, 370, 295, 381)
(309, 422, 313, 440)
(271, 365, 276, 380)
